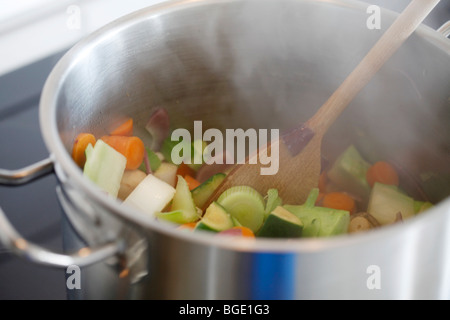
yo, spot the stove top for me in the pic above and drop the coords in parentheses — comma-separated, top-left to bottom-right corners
(0, 51, 67, 300)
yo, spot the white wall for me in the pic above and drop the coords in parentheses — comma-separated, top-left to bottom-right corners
(0, 0, 448, 76)
(0, 0, 165, 75)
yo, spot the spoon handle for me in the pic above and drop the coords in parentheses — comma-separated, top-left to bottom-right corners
(307, 0, 441, 136)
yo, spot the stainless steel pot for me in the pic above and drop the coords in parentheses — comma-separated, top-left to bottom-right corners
(1, 0, 449, 299)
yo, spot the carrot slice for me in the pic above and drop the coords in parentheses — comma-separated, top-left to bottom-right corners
(100, 135, 145, 170)
(72, 133, 96, 167)
(231, 226, 255, 238)
(176, 162, 196, 178)
(184, 175, 201, 191)
(322, 192, 356, 213)
(366, 161, 399, 187)
(178, 222, 198, 230)
(110, 118, 133, 136)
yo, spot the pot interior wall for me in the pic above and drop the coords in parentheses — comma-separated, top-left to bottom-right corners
(54, 0, 450, 202)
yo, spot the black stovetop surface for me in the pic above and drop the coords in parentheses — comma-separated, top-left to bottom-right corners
(0, 51, 67, 300)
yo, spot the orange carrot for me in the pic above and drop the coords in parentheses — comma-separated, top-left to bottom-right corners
(72, 133, 96, 167)
(100, 135, 145, 170)
(318, 171, 328, 193)
(176, 162, 196, 178)
(178, 222, 198, 230)
(231, 226, 255, 238)
(184, 175, 201, 190)
(366, 161, 399, 188)
(322, 192, 356, 213)
(110, 118, 133, 136)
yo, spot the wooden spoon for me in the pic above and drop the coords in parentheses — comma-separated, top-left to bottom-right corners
(204, 0, 441, 208)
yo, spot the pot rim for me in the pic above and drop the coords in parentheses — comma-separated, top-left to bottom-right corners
(39, 0, 450, 253)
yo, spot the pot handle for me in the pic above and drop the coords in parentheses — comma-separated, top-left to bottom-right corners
(0, 157, 123, 268)
(438, 20, 450, 38)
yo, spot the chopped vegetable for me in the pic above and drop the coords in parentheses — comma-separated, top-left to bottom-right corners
(176, 163, 196, 178)
(285, 205, 350, 237)
(161, 136, 207, 172)
(101, 135, 145, 170)
(83, 139, 126, 198)
(191, 173, 226, 209)
(195, 202, 234, 232)
(178, 222, 198, 230)
(218, 226, 255, 238)
(217, 186, 265, 233)
(123, 174, 175, 216)
(139, 147, 162, 174)
(160, 138, 181, 165)
(145, 108, 170, 151)
(349, 216, 372, 233)
(153, 162, 178, 187)
(184, 175, 201, 191)
(327, 145, 371, 200)
(264, 189, 283, 219)
(322, 192, 356, 213)
(367, 182, 414, 225)
(257, 206, 303, 238)
(195, 149, 233, 183)
(304, 188, 320, 207)
(72, 133, 96, 167)
(366, 161, 399, 188)
(118, 170, 147, 201)
(348, 212, 379, 233)
(284, 188, 350, 237)
(110, 118, 133, 136)
(73, 110, 441, 240)
(188, 139, 208, 171)
(414, 200, 433, 214)
(156, 176, 200, 224)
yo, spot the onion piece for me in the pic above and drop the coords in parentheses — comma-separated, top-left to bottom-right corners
(145, 108, 170, 151)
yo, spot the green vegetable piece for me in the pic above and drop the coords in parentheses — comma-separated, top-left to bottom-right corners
(284, 205, 350, 237)
(413, 200, 433, 214)
(187, 140, 208, 172)
(191, 173, 226, 208)
(122, 174, 175, 214)
(139, 147, 162, 173)
(304, 188, 320, 207)
(195, 202, 234, 232)
(217, 186, 265, 233)
(160, 137, 207, 171)
(160, 138, 182, 164)
(367, 182, 414, 225)
(231, 216, 242, 227)
(257, 206, 303, 238)
(327, 145, 371, 200)
(156, 210, 192, 224)
(83, 139, 126, 198)
(264, 189, 283, 218)
(305, 218, 321, 237)
(157, 175, 199, 224)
